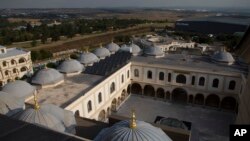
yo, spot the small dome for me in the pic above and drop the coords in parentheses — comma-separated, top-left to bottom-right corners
(78, 52, 100, 66)
(57, 59, 84, 74)
(14, 108, 66, 132)
(94, 120, 172, 141)
(31, 68, 64, 86)
(128, 43, 142, 56)
(93, 47, 111, 59)
(144, 45, 164, 58)
(2, 80, 36, 100)
(119, 44, 131, 52)
(0, 92, 24, 116)
(105, 42, 120, 54)
(211, 51, 235, 65)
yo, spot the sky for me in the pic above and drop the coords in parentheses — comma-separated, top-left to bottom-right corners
(0, 0, 250, 9)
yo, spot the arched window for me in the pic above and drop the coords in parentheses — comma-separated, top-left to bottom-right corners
(13, 68, 17, 73)
(228, 80, 236, 90)
(176, 74, 186, 84)
(191, 76, 195, 85)
(87, 101, 92, 113)
(212, 78, 219, 88)
(134, 69, 139, 77)
(20, 67, 27, 72)
(19, 58, 26, 63)
(159, 72, 164, 81)
(147, 71, 152, 79)
(168, 73, 171, 82)
(11, 59, 15, 65)
(121, 75, 124, 83)
(98, 93, 102, 103)
(5, 70, 9, 76)
(199, 77, 205, 86)
(2, 61, 7, 67)
(127, 70, 130, 78)
(110, 82, 115, 94)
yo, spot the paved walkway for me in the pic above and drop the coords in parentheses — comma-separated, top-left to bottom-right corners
(116, 95, 236, 141)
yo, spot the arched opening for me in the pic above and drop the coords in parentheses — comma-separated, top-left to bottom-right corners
(19, 58, 26, 63)
(117, 97, 121, 106)
(131, 83, 142, 94)
(228, 80, 236, 90)
(221, 97, 237, 110)
(127, 70, 130, 78)
(157, 88, 165, 99)
(205, 94, 220, 108)
(2, 61, 7, 67)
(176, 74, 186, 84)
(144, 85, 155, 97)
(110, 82, 115, 94)
(194, 94, 204, 105)
(75, 110, 80, 117)
(5, 70, 9, 76)
(98, 92, 102, 103)
(11, 59, 16, 65)
(168, 73, 171, 82)
(188, 95, 194, 103)
(172, 88, 188, 103)
(166, 91, 171, 100)
(121, 90, 126, 101)
(20, 67, 27, 72)
(212, 78, 219, 88)
(134, 69, 139, 77)
(159, 72, 164, 81)
(98, 110, 106, 122)
(87, 100, 92, 113)
(13, 68, 18, 74)
(199, 77, 205, 86)
(121, 75, 124, 83)
(111, 98, 117, 112)
(107, 107, 111, 117)
(127, 85, 131, 94)
(191, 76, 195, 85)
(147, 71, 152, 79)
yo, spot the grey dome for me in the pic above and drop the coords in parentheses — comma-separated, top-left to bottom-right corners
(93, 47, 111, 59)
(0, 91, 24, 116)
(78, 52, 100, 66)
(94, 120, 172, 141)
(211, 51, 235, 65)
(32, 68, 64, 85)
(128, 43, 142, 56)
(2, 80, 36, 100)
(144, 45, 164, 57)
(106, 42, 120, 54)
(14, 108, 65, 132)
(119, 44, 131, 52)
(57, 59, 84, 74)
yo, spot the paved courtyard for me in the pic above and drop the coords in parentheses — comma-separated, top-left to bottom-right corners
(116, 95, 236, 141)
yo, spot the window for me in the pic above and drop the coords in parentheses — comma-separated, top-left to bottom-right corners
(11, 60, 15, 65)
(110, 82, 115, 94)
(159, 72, 164, 81)
(87, 101, 92, 113)
(134, 69, 139, 77)
(19, 58, 26, 63)
(168, 73, 171, 82)
(13, 69, 17, 73)
(199, 77, 205, 86)
(228, 80, 236, 90)
(98, 93, 102, 103)
(147, 71, 152, 79)
(191, 76, 195, 85)
(121, 75, 124, 83)
(5, 70, 9, 76)
(176, 74, 186, 84)
(2, 61, 7, 67)
(127, 70, 129, 78)
(212, 78, 219, 88)
(20, 67, 27, 72)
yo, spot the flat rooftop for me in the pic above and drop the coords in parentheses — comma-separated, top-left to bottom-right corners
(117, 95, 235, 141)
(0, 48, 29, 59)
(131, 54, 248, 76)
(27, 73, 103, 108)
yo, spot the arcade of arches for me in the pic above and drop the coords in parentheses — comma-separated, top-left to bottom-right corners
(130, 83, 237, 111)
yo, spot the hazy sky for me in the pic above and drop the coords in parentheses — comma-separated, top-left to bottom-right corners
(0, 0, 250, 8)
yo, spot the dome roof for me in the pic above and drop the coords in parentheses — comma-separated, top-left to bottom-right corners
(105, 42, 120, 53)
(2, 80, 36, 100)
(78, 52, 100, 65)
(0, 91, 24, 116)
(211, 51, 235, 65)
(57, 59, 84, 74)
(119, 44, 131, 52)
(31, 68, 64, 85)
(128, 43, 142, 56)
(94, 120, 172, 141)
(144, 45, 164, 57)
(93, 47, 111, 59)
(15, 108, 65, 132)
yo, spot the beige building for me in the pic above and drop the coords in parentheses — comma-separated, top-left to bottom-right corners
(0, 45, 33, 86)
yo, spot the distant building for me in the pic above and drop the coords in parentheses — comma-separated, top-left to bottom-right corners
(0, 45, 33, 86)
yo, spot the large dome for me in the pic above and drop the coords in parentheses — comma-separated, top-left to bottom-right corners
(119, 44, 131, 52)
(106, 42, 120, 54)
(128, 43, 142, 56)
(93, 47, 111, 59)
(2, 80, 36, 100)
(211, 51, 235, 65)
(0, 91, 24, 116)
(31, 68, 64, 86)
(78, 52, 100, 66)
(57, 59, 84, 75)
(144, 45, 164, 58)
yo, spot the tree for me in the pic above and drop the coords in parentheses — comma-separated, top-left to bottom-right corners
(31, 39, 37, 47)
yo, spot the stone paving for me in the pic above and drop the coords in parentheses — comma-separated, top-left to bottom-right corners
(116, 95, 236, 141)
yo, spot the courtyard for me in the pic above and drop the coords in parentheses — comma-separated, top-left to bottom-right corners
(116, 95, 236, 141)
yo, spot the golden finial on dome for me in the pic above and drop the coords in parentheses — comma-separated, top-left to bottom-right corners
(33, 93, 40, 110)
(130, 109, 137, 129)
(100, 43, 103, 48)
